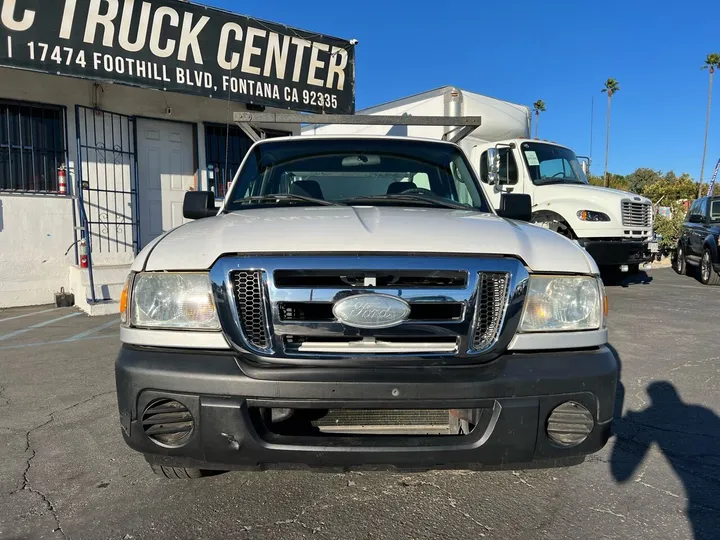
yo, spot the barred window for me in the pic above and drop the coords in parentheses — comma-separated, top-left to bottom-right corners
(204, 123, 290, 199)
(0, 100, 66, 193)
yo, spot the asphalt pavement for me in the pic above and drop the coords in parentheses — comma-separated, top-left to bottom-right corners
(1, 268, 718, 540)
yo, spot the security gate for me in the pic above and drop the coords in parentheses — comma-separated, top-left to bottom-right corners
(75, 106, 140, 264)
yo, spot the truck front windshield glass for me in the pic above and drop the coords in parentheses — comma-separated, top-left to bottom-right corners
(224, 139, 491, 212)
(520, 142, 589, 186)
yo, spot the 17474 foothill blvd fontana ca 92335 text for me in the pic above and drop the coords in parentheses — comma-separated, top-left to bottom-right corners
(0, 0, 356, 113)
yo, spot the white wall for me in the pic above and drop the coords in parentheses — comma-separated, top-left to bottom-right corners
(0, 68, 300, 307)
(0, 195, 76, 307)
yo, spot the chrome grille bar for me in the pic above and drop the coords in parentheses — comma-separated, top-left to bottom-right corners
(621, 201, 652, 228)
(211, 256, 529, 363)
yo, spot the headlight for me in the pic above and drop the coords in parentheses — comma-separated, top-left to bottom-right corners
(130, 273, 220, 330)
(577, 210, 610, 222)
(520, 276, 603, 332)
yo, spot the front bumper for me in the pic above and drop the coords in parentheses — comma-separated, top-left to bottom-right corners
(578, 238, 655, 266)
(115, 345, 618, 472)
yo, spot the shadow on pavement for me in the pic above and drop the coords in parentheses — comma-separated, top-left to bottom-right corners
(602, 270, 653, 288)
(608, 346, 720, 540)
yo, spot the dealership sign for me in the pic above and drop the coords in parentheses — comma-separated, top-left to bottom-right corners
(0, 0, 356, 113)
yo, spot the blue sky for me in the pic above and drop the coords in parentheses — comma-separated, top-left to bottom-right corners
(209, 0, 719, 181)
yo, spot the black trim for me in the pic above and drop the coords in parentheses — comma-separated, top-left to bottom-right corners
(115, 344, 617, 471)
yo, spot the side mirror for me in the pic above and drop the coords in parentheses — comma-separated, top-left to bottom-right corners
(486, 148, 500, 185)
(183, 191, 217, 219)
(497, 193, 532, 221)
(688, 214, 704, 223)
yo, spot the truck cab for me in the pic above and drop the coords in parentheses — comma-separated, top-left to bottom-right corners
(465, 138, 657, 274)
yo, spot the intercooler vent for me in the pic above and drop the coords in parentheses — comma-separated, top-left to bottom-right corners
(141, 399, 194, 447)
(274, 270, 467, 288)
(472, 272, 510, 351)
(232, 270, 270, 350)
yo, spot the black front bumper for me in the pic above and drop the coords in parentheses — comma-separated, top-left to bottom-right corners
(115, 345, 618, 472)
(579, 238, 654, 266)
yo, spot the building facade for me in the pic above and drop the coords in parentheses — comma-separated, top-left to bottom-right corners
(0, 0, 355, 312)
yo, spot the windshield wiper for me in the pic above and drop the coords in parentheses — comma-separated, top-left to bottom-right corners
(342, 194, 474, 211)
(235, 194, 345, 206)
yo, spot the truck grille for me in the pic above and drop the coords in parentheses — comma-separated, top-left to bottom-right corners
(473, 273, 510, 351)
(218, 256, 527, 362)
(232, 271, 270, 350)
(621, 201, 652, 228)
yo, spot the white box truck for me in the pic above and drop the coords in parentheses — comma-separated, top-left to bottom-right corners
(303, 86, 658, 275)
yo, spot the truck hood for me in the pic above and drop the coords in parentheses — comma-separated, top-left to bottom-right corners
(534, 183, 651, 206)
(136, 206, 598, 274)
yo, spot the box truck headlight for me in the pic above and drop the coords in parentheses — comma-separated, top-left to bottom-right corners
(130, 273, 220, 330)
(520, 276, 603, 332)
(577, 210, 610, 222)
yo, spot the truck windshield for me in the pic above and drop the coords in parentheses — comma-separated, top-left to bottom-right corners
(224, 138, 491, 213)
(519, 142, 589, 186)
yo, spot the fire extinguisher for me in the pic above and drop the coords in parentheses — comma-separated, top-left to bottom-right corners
(58, 165, 67, 194)
(79, 238, 88, 269)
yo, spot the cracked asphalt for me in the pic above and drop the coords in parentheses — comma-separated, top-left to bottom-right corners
(1, 267, 719, 540)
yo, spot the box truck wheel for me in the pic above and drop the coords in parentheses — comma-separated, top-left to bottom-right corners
(531, 212, 575, 240)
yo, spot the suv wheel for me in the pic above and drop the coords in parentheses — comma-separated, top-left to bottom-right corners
(700, 249, 720, 285)
(674, 246, 691, 276)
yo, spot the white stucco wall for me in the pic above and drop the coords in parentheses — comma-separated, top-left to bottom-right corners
(0, 68, 300, 307)
(0, 195, 76, 307)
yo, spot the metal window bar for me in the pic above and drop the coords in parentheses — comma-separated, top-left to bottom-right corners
(204, 123, 290, 197)
(0, 100, 65, 192)
(75, 106, 140, 305)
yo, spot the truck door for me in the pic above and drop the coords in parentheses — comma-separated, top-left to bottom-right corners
(477, 147, 522, 209)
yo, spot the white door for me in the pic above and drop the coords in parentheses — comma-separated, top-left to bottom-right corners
(137, 119, 195, 248)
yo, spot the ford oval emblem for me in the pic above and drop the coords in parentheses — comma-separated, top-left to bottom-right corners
(333, 294, 411, 329)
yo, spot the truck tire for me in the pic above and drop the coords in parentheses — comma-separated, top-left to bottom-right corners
(700, 249, 720, 285)
(530, 213, 575, 239)
(149, 464, 213, 479)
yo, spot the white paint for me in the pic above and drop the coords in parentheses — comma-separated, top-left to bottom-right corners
(0, 312, 81, 342)
(1, 0, 36, 31)
(134, 204, 598, 275)
(136, 119, 194, 247)
(0, 67, 299, 308)
(0, 196, 75, 308)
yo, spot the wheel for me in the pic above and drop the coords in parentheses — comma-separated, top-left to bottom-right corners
(531, 216, 574, 239)
(699, 249, 720, 285)
(628, 263, 640, 275)
(150, 464, 215, 479)
(674, 246, 692, 276)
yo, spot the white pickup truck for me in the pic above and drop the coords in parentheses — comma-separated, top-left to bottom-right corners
(304, 86, 658, 275)
(115, 114, 617, 479)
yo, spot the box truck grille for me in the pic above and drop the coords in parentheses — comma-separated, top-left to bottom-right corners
(621, 201, 652, 228)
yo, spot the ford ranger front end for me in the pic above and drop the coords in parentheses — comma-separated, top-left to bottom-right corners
(115, 136, 618, 478)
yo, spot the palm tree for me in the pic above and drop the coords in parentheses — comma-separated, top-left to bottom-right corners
(699, 53, 720, 197)
(533, 100, 546, 139)
(601, 78, 620, 188)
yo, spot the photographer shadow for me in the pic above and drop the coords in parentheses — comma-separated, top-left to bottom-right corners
(609, 348, 720, 539)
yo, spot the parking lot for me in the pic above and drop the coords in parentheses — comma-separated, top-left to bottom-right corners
(0, 267, 718, 540)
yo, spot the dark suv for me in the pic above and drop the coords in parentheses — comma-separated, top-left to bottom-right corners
(674, 195, 720, 285)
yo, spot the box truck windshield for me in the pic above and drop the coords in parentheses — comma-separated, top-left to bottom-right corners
(519, 142, 589, 186)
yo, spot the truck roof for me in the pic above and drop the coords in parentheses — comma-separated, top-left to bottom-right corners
(254, 133, 462, 147)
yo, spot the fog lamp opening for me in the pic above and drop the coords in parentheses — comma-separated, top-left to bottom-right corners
(546, 401, 594, 447)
